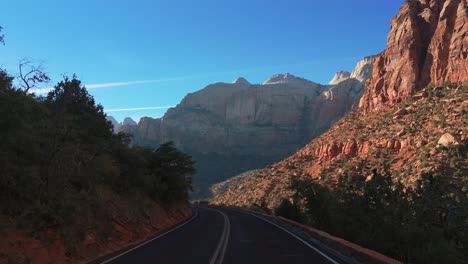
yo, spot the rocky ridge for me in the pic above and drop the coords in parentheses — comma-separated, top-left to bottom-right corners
(120, 57, 373, 198)
(214, 83, 468, 208)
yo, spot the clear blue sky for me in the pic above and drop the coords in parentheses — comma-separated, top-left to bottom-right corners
(0, 0, 405, 122)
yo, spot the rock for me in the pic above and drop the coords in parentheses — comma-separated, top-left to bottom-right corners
(329, 56, 374, 85)
(359, 0, 468, 112)
(329, 71, 351, 85)
(437, 133, 463, 147)
(121, 62, 373, 197)
(122, 117, 137, 126)
(350, 56, 373, 83)
(395, 108, 408, 116)
(106, 116, 120, 131)
(416, 140, 427, 148)
(262, 73, 318, 88)
(397, 129, 406, 137)
(232, 77, 251, 85)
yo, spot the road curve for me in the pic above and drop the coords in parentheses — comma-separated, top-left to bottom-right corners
(98, 206, 341, 264)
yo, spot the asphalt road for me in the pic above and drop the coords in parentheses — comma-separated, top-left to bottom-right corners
(99, 206, 342, 264)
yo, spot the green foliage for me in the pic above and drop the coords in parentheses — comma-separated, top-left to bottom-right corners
(0, 72, 194, 230)
(290, 169, 467, 264)
(275, 198, 302, 222)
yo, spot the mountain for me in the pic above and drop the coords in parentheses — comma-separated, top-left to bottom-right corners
(213, 0, 467, 208)
(329, 71, 351, 85)
(119, 57, 373, 198)
(359, 0, 467, 112)
(122, 117, 138, 126)
(106, 116, 120, 130)
(232, 77, 251, 85)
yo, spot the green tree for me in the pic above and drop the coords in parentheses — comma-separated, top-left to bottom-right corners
(150, 142, 195, 203)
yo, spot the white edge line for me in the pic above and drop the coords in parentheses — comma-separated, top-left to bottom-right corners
(99, 210, 198, 264)
(247, 212, 340, 264)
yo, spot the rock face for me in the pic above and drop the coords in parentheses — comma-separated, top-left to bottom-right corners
(122, 117, 137, 126)
(351, 56, 373, 82)
(437, 133, 463, 147)
(360, 0, 468, 112)
(329, 56, 373, 85)
(121, 57, 372, 198)
(232, 77, 251, 85)
(214, 83, 468, 209)
(106, 116, 120, 130)
(213, 0, 468, 209)
(329, 71, 351, 85)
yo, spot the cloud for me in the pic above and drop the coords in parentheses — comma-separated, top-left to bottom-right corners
(105, 106, 175, 112)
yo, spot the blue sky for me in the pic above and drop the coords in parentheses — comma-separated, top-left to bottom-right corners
(1, 0, 405, 122)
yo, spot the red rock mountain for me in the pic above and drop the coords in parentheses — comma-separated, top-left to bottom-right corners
(214, 0, 467, 208)
(360, 0, 467, 112)
(119, 58, 373, 198)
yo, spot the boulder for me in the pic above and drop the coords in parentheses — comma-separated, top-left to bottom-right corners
(437, 133, 463, 147)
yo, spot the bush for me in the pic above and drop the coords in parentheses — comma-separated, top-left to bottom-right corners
(0, 72, 195, 229)
(289, 169, 467, 264)
(275, 198, 302, 222)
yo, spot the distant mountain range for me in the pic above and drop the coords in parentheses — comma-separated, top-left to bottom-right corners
(105, 116, 138, 131)
(110, 57, 373, 198)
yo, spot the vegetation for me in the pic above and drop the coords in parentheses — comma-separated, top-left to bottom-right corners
(283, 167, 468, 264)
(274, 199, 301, 222)
(0, 71, 194, 230)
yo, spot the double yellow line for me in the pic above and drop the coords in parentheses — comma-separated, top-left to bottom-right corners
(208, 209, 231, 264)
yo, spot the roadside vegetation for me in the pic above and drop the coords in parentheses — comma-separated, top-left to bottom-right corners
(0, 70, 194, 229)
(276, 163, 468, 263)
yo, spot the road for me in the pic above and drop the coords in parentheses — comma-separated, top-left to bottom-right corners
(98, 206, 343, 264)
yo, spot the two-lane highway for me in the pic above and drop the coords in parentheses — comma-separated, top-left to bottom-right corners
(99, 206, 342, 264)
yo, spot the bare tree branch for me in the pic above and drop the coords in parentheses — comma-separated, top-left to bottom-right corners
(17, 59, 51, 95)
(0, 26, 4, 45)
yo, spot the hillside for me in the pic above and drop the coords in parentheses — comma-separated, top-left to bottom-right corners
(214, 0, 467, 213)
(214, 82, 467, 207)
(0, 74, 194, 263)
(119, 57, 372, 198)
(213, 1, 467, 261)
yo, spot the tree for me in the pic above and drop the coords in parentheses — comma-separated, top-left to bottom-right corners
(17, 59, 50, 94)
(151, 142, 195, 203)
(275, 198, 301, 222)
(0, 26, 4, 45)
(0, 70, 14, 91)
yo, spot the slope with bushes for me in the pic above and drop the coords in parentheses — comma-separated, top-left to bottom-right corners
(0, 73, 194, 263)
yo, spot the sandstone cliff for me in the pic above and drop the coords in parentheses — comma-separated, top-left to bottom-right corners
(214, 0, 468, 208)
(329, 71, 351, 85)
(360, 0, 467, 112)
(120, 57, 373, 198)
(214, 83, 468, 208)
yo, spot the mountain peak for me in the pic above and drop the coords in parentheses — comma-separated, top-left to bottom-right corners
(122, 117, 137, 126)
(262, 73, 314, 86)
(350, 56, 373, 83)
(106, 116, 120, 130)
(329, 71, 351, 85)
(232, 77, 251, 85)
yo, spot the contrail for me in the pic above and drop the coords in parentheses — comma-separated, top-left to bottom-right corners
(34, 77, 189, 94)
(32, 56, 362, 94)
(105, 106, 175, 112)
